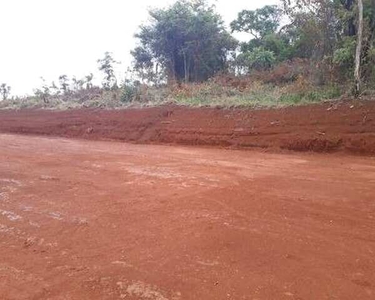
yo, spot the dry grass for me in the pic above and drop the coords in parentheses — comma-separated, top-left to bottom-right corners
(1, 63, 347, 110)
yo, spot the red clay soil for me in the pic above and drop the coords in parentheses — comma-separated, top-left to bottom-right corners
(0, 99, 375, 155)
(1, 134, 375, 300)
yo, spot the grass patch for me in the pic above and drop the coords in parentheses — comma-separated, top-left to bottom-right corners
(171, 83, 343, 108)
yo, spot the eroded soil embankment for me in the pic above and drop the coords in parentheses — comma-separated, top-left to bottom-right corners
(0, 100, 374, 154)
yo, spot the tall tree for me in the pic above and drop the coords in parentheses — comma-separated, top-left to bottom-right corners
(231, 5, 288, 72)
(132, 0, 237, 84)
(230, 5, 281, 39)
(281, 0, 374, 87)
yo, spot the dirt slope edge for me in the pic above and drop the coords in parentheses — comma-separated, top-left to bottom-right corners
(0, 100, 374, 154)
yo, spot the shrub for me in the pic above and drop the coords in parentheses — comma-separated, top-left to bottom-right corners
(256, 59, 311, 84)
(236, 47, 276, 72)
(120, 80, 140, 103)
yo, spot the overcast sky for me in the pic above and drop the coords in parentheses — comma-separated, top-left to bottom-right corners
(0, 0, 278, 96)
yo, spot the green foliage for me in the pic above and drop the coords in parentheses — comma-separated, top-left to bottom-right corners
(236, 47, 276, 72)
(279, 86, 342, 104)
(5, 0, 375, 107)
(121, 80, 140, 103)
(231, 5, 292, 67)
(131, 47, 155, 83)
(262, 34, 293, 61)
(333, 37, 356, 66)
(170, 81, 343, 108)
(279, 0, 375, 87)
(132, 0, 237, 84)
(231, 5, 281, 39)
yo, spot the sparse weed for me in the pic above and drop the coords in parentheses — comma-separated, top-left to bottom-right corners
(0, 76, 346, 110)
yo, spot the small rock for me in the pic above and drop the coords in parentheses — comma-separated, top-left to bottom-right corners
(24, 237, 36, 248)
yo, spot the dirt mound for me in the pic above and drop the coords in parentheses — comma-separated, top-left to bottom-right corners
(0, 100, 374, 155)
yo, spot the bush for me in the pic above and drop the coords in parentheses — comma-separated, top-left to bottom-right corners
(255, 59, 311, 84)
(236, 47, 276, 72)
(121, 85, 135, 103)
(120, 80, 140, 103)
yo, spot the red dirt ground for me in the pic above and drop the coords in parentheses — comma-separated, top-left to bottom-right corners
(0, 100, 374, 155)
(0, 132, 375, 300)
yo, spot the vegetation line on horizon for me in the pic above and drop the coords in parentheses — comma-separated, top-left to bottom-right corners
(1, 0, 374, 109)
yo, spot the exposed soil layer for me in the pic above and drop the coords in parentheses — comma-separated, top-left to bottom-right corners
(0, 100, 375, 154)
(1, 134, 375, 300)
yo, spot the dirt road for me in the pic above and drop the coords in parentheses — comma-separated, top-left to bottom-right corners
(1, 133, 375, 299)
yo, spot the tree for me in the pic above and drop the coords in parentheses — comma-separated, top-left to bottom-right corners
(0, 83, 11, 101)
(97, 52, 118, 90)
(279, 0, 350, 84)
(72, 76, 85, 91)
(281, 0, 373, 86)
(354, 0, 364, 96)
(85, 73, 94, 89)
(50, 81, 60, 95)
(281, 0, 338, 59)
(34, 77, 50, 103)
(231, 5, 290, 72)
(59, 75, 70, 94)
(230, 5, 281, 39)
(132, 0, 237, 84)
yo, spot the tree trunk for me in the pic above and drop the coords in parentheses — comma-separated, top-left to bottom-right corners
(354, 0, 363, 97)
(182, 50, 189, 83)
(345, 0, 356, 36)
(370, 0, 375, 40)
(167, 58, 177, 86)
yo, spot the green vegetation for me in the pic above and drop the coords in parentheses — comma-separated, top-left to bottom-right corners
(1, 0, 375, 110)
(131, 0, 237, 84)
(166, 80, 343, 107)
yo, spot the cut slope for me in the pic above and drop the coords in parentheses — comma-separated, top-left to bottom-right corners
(0, 100, 374, 154)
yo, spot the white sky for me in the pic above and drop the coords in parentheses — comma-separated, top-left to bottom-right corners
(0, 0, 278, 96)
